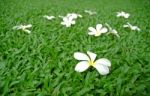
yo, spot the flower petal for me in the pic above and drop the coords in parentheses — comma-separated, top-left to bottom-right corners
(131, 26, 140, 31)
(100, 27, 108, 33)
(71, 20, 76, 25)
(88, 31, 96, 35)
(93, 63, 110, 75)
(63, 17, 68, 22)
(74, 52, 90, 61)
(75, 61, 90, 72)
(95, 58, 111, 67)
(87, 51, 97, 61)
(96, 24, 102, 31)
(13, 25, 21, 30)
(111, 29, 117, 34)
(88, 27, 97, 33)
(111, 29, 120, 37)
(124, 14, 130, 18)
(78, 14, 82, 18)
(24, 29, 31, 34)
(59, 15, 64, 18)
(66, 23, 71, 27)
(25, 24, 32, 28)
(123, 24, 129, 28)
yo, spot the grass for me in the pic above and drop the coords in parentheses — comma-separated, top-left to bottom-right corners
(0, 0, 150, 95)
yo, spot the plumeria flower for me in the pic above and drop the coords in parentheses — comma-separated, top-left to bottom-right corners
(105, 23, 120, 37)
(43, 15, 55, 20)
(116, 11, 130, 18)
(123, 22, 140, 31)
(88, 24, 108, 36)
(74, 51, 111, 75)
(60, 13, 82, 27)
(13, 24, 32, 34)
(67, 13, 83, 19)
(84, 10, 97, 15)
(61, 17, 75, 27)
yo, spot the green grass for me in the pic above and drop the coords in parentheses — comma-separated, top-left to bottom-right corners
(0, 0, 150, 95)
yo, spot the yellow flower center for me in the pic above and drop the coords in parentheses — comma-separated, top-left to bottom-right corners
(95, 31, 101, 36)
(88, 60, 95, 66)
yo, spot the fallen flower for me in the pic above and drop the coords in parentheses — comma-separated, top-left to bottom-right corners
(74, 51, 111, 75)
(13, 24, 32, 34)
(123, 22, 140, 31)
(60, 13, 82, 27)
(117, 11, 130, 18)
(88, 24, 108, 36)
(61, 17, 76, 27)
(43, 15, 55, 20)
(84, 10, 97, 15)
(105, 23, 120, 37)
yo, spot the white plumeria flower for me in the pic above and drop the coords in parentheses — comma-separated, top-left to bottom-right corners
(88, 24, 108, 36)
(43, 15, 55, 20)
(61, 17, 75, 27)
(123, 22, 140, 31)
(74, 51, 111, 75)
(13, 24, 32, 34)
(117, 11, 130, 18)
(105, 23, 120, 37)
(60, 13, 82, 27)
(84, 10, 97, 15)
(67, 13, 82, 19)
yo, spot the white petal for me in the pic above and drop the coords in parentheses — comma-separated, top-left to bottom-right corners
(25, 24, 32, 28)
(65, 23, 71, 27)
(61, 22, 65, 25)
(59, 15, 64, 18)
(96, 24, 102, 31)
(13, 26, 21, 30)
(131, 26, 137, 30)
(124, 14, 130, 18)
(137, 27, 140, 31)
(23, 29, 31, 34)
(112, 30, 120, 37)
(71, 20, 76, 24)
(43, 15, 48, 17)
(75, 61, 90, 72)
(68, 16, 74, 21)
(74, 52, 89, 61)
(78, 14, 82, 18)
(63, 17, 68, 22)
(61, 21, 71, 27)
(87, 51, 97, 61)
(88, 27, 97, 33)
(95, 58, 111, 67)
(94, 63, 109, 75)
(111, 29, 117, 34)
(123, 24, 129, 28)
(116, 13, 121, 17)
(100, 27, 108, 33)
(88, 31, 96, 35)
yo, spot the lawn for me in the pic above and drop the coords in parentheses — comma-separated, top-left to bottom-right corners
(0, 0, 150, 96)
